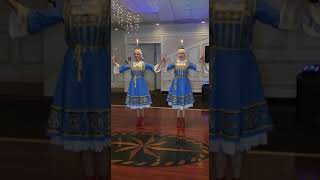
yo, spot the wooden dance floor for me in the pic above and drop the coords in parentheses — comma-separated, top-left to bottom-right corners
(111, 105, 209, 180)
(0, 106, 320, 180)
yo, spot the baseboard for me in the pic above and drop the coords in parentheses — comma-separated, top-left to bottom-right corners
(267, 98, 296, 106)
(0, 82, 43, 96)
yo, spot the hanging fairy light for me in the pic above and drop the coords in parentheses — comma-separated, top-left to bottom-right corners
(112, 0, 141, 34)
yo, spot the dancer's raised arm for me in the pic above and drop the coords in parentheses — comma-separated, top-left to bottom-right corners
(7, 0, 63, 38)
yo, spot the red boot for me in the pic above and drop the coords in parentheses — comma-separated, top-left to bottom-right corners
(140, 117, 144, 126)
(176, 117, 181, 128)
(181, 117, 185, 129)
(136, 117, 141, 127)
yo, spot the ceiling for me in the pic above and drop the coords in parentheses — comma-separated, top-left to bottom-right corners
(120, 0, 209, 24)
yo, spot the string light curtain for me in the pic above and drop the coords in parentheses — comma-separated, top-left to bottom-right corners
(112, 0, 141, 34)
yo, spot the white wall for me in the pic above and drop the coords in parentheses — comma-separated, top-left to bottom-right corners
(251, 0, 320, 97)
(0, 1, 46, 84)
(116, 23, 210, 93)
(43, 24, 65, 96)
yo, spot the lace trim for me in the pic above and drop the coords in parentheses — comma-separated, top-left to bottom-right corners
(125, 95, 152, 106)
(209, 133, 268, 155)
(168, 102, 193, 110)
(127, 104, 151, 109)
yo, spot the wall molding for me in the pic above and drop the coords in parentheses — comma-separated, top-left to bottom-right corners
(0, 82, 43, 96)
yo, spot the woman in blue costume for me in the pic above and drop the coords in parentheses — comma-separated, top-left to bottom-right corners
(7, 0, 111, 179)
(112, 48, 160, 127)
(208, 0, 317, 179)
(156, 46, 208, 129)
(209, 0, 280, 180)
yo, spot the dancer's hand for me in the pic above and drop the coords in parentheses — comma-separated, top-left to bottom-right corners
(7, 0, 18, 10)
(7, 0, 29, 20)
(112, 54, 117, 65)
(199, 55, 205, 64)
(160, 54, 167, 66)
(199, 46, 205, 64)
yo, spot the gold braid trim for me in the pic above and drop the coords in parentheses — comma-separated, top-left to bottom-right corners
(74, 45, 83, 81)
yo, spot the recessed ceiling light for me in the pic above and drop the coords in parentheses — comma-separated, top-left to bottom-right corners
(201, 21, 205, 24)
(156, 23, 160, 26)
(114, 28, 119, 31)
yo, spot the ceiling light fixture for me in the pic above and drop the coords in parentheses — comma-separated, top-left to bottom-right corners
(112, 0, 141, 34)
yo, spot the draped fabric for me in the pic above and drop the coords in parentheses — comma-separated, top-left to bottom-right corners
(9, 1, 111, 152)
(209, 0, 280, 155)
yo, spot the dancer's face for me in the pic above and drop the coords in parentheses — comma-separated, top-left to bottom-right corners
(177, 49, 186, 60)
(134, 50, 142, 61)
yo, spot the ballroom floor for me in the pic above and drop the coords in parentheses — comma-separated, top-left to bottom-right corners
(0, 92, 319, 179)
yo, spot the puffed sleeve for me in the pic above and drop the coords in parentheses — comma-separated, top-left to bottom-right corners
(189, 62, 209, 73)
(255, 0, 280, 28)
(278, 0, 303, 30)
(9, 3, 63, 38)
(279, 0, 320, 37)
(166, 64, 175, 72)
(154, 64, 162, 73)
(301, 2, 320, 37)
(114, 63, 130, 74)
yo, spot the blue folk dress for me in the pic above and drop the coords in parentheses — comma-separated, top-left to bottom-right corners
(209, 0, 283, 155)
(161, 59, 207, 110)
(114, 61, 155, 109)
(9, 4, 111, 152)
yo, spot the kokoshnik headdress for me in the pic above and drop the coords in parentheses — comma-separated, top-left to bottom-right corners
(179, 39, 185, 50)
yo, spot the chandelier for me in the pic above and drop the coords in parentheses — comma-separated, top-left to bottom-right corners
(112, 0, 141, 34)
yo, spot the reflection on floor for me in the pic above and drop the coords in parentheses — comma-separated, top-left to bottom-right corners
(111, 132, 208, 167)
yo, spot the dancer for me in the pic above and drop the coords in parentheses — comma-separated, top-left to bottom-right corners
(280, 0, 320, 37)
(156, 46, 208, 129)
(7, 0, 111, 180)
(112, 48, 160, 127)
(208, 0, 320, 179)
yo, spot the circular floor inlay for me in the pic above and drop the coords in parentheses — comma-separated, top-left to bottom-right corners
(111, 132, 208, 167)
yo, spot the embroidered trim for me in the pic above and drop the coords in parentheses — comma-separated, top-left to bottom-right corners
(209, 133, 268, 155)
(126, 95, 152, 106)
(47, 107, 111, 151)
(209, 103, 272, 142)
(167, 93, 194, 106)
(168, 103, 194, 110)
